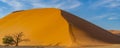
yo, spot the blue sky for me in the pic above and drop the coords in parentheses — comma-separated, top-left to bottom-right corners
(0, 0, 120, 30)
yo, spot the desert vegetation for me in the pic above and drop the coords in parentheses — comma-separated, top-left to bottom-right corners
(2, 32, 29, 46)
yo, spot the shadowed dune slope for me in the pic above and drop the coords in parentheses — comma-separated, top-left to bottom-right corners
(0, 8, 120, 46)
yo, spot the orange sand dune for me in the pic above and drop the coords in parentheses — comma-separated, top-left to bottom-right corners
(0, 8, 120, 47)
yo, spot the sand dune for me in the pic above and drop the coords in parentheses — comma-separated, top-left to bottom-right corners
(109, 30, 120, 35)
(0, 8, 120, 47)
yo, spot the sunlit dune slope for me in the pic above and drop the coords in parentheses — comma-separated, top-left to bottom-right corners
(0, 8, 120, 46)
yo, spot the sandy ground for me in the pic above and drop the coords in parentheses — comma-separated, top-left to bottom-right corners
(84, 44, 120, 48)
(0, 45, 120, 48)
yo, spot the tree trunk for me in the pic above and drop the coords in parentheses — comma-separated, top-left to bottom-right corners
(15, 43, 18, 46)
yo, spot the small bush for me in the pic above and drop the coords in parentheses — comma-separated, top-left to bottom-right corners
(2, 36, 14, 46)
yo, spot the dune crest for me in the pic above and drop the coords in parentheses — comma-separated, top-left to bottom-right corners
(0, 8, 120, 47)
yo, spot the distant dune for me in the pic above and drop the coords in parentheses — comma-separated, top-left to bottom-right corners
(109, 30, 120, 35)
(0, 8, 120, 47)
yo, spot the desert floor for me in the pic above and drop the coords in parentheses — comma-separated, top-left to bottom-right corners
(0, 45, 120, 48)
(84, 44, 120, 48)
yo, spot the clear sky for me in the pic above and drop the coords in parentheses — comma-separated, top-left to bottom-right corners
(0, 0, 120, 30)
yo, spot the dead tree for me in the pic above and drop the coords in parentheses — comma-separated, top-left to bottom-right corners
(13, 32, 29, 46)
